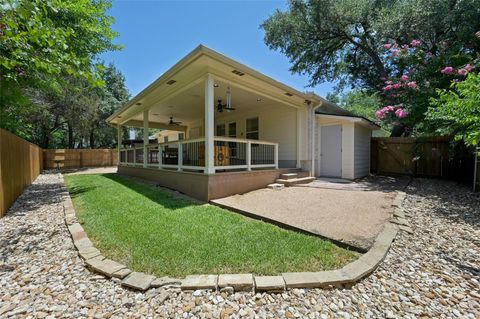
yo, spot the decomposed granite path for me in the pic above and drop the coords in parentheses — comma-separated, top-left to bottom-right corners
(0, 172, 479, 318)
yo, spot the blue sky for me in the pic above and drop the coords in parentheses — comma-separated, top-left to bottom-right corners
(100, 0, 335, 98)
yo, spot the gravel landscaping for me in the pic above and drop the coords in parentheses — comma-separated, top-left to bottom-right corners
(1, 172, 479, 318)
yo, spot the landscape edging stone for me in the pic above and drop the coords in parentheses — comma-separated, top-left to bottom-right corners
(60, 173, 406, 292)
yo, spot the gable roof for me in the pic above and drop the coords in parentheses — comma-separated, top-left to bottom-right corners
(107, 45, 324, 125)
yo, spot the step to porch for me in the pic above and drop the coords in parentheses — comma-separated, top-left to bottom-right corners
(275, 176, 315, 186)
(279, 171, 310, 180)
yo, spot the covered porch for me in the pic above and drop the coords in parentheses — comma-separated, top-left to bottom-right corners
(107, 45, 312, 200)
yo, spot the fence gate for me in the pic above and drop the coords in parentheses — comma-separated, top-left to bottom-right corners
(371, 137, 475, 185)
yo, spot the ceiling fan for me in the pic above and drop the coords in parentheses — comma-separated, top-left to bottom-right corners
(217, 86, 236, 112)
(168, 116, 182, 125)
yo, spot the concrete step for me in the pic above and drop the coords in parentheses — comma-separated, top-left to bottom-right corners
(267, 183, 285, 190)
(280, 173, 298, 180)
(275, 176, 315, 186)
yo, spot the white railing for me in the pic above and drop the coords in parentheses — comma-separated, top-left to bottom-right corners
(119, 136, 279, 172)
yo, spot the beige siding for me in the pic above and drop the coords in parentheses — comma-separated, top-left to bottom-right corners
(175, 103, 302, 167)
(353, 124, 372, 178)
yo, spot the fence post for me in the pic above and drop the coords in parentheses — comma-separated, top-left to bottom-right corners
(79, 151, 83, 168)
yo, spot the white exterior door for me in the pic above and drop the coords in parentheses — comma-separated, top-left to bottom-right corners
(320, 125, 342, 177)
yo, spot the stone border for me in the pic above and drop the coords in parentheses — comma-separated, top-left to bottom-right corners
(60, 173, 409, 292)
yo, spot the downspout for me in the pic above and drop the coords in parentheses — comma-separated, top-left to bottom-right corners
(309, 101, 323, 177)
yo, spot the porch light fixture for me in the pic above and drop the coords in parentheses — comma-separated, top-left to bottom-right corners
(217, 85, 236, 112)
(166, 79, 176, 85)
(214, 83, 219, 87)
(135, 102, 142, 105)
(256, 98, 262, 102)
(284, 92, 293, 97)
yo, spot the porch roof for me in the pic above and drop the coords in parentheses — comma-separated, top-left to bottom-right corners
(106, 45, 323, 127)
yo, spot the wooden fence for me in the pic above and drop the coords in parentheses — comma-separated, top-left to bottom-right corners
(0, 129, 44, 217)
(1, 128, 118, 217)
(43, 149, 117, 169)
(371, 137, 475, 183)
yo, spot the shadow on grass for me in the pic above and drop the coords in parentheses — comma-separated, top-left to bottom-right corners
(97, 173, 198, 210)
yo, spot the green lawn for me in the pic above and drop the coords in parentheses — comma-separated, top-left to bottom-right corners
(64, 173, 358, 277)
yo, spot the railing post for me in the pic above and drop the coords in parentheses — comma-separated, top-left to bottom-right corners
(177, 142, 183, 171)
(133, 148, 137, 166)
(158, 146, 162, 169)
(246, 141, 252, 171)
(274, 144, 279, 169)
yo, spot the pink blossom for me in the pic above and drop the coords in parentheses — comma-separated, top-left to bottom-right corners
(401, 44, 409, 50)
(458, 68, 467, 75)
(410, 39, 421, 47)
(391, 50, 400, 57)
(440, 66, 455, 75)
(384, 43, 392, 49)
(382, 84, 393, 91)
(464, 64, 474, 72)
(385, 80, 393, 85)
(375, 110, 386, 119)
(395, 108, 408, 118)
(407, 81, 417, 88)
(393, 83, 401, 89)
(475, 31, 480, 38)
(384, 106, 394, 112)
(400, 75, 409, 81)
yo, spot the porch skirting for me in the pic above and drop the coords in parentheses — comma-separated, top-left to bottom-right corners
(118, 166, 300, 201)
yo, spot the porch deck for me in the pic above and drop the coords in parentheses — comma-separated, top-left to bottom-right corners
(117, 165, 303, 201)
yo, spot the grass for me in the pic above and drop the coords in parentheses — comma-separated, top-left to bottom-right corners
(64, 173, 358, 277)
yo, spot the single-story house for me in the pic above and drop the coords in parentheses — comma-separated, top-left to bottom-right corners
(107, 45, 379, 201)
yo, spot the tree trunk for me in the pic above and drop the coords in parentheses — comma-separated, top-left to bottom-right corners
(390, 124, 406, 137)
(67, 123, 74, 149)
(89, 129, 95, 149)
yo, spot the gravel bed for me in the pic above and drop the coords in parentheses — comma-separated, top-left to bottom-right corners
(0, 172, 479, 318)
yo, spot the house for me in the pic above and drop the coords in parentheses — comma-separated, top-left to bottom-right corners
(106, 45, 379, 201)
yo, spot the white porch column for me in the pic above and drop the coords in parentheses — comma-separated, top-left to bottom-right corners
(143, 110, 149, 168)
(204, 73, 215, 174)
(296, 108, 301, 169)
(117, 124, 122, 165)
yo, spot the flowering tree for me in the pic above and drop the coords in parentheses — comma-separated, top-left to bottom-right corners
(427, 73, 480, 146)
(374, 31, 480, 136)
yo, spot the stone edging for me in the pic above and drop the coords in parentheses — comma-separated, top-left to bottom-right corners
(60, 173, 409, 292)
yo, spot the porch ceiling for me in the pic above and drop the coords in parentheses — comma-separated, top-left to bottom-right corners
(126, 79, 288, 127)
(107, 45, 318, 127)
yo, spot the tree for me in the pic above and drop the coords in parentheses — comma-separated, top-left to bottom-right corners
(261, 0, 480, 135)
(329, 90, 381, 121)
(262, 0, 480, 91)
(0, 0, 121, 140)
(427, 73, 480, 146)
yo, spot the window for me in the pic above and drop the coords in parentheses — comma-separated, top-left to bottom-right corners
(163, 136, 168, 143)
(178, 133, 185, 140)
(246, 117, 259, 140)
(228, 122, 236, 137)
(216, 124, 226, 136)
(228, 122, 237, 158)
